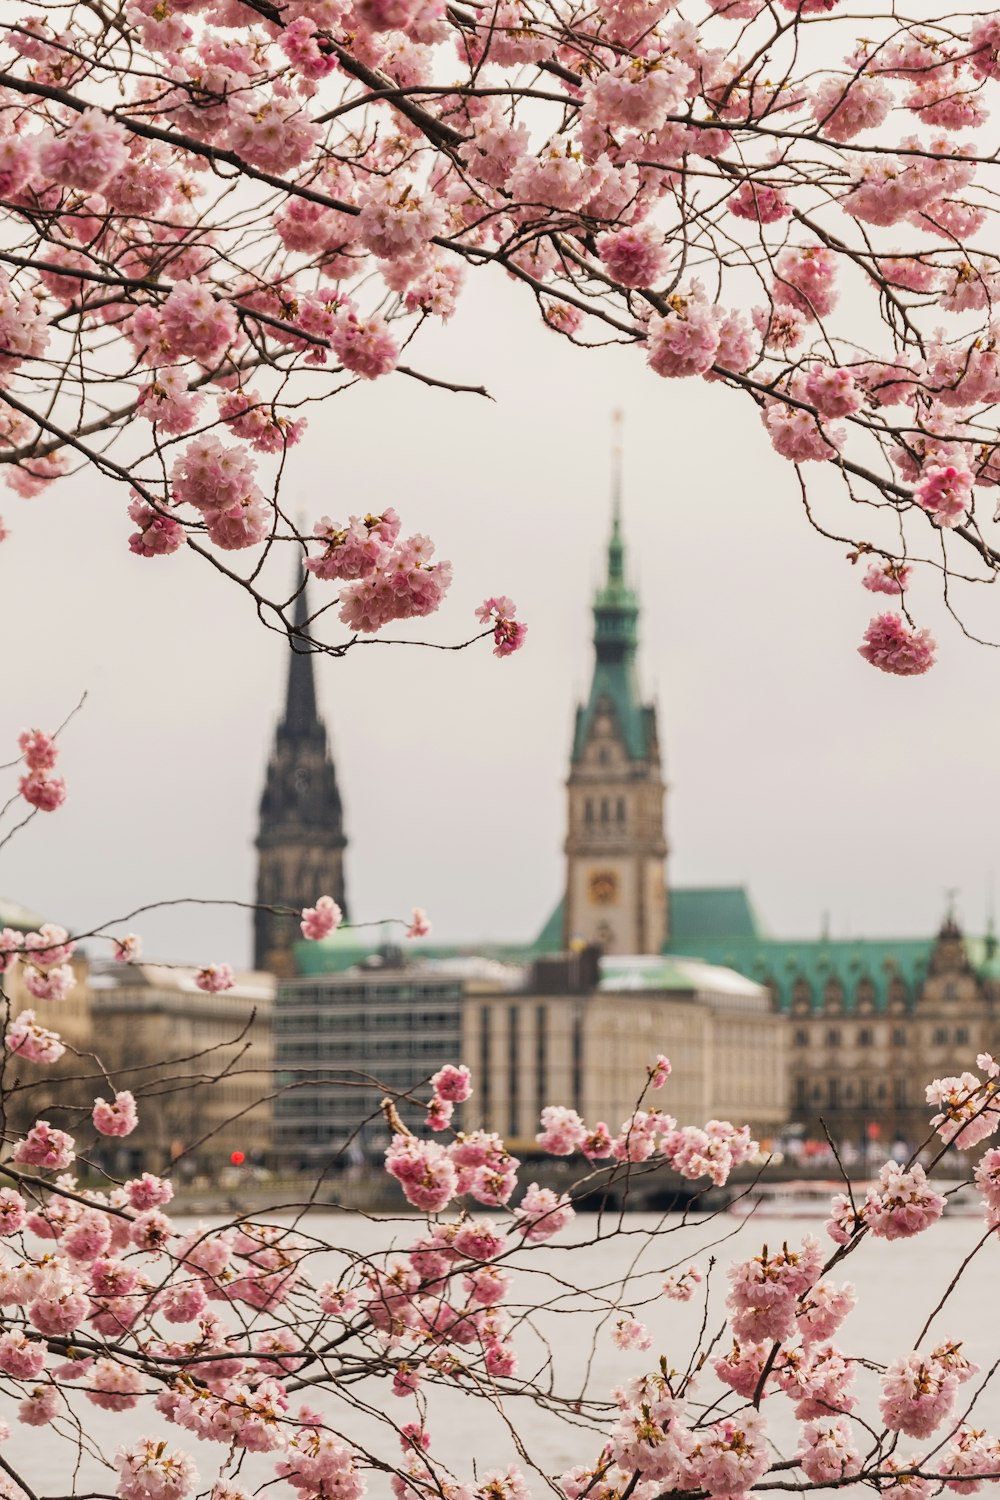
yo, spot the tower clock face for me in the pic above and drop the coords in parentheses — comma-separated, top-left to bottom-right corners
(589, 869, 619, 905)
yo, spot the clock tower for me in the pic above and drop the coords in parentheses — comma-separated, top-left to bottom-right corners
(254, 584, 348, 976)
(563, 434, 668, 955)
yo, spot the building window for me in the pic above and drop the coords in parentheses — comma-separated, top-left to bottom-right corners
(535, 1005, 548, 1121)
(827, 1078, 839, 1108)
(508, 1005, 520, 1139)
(793, 1028, 809, 1048)
(584, 799, 593, 825)
(600, 798, 609, 823)
(933, 1027, 948, 1046)
(857, 1027, 873, 1047)
(826, 1028, 841, 1048)
(480, 1006, 491, 1122)
(616, 797, 626, 824)
(894, 1077, 908, 1107)
(572, 1006, 584, 1117)
(793, 1078, 807, 1110)
(955, 1026, 969, 1046)
(892, 1026, 906, 1048)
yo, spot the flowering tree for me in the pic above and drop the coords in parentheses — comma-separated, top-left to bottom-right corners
(4, 734, 1000, 1499)
(3, 0, 1000, 667)
(7, 0, 1000, 1487)
(5, 877, 1000, 1500)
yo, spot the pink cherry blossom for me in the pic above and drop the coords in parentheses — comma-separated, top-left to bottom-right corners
(23, 963, 76, 1002)
(406, 907, 432, 938)
(128, 499, 185, 559)
(796, 1416, 860, 1483)
(475, 597, 528, 658)
(6, 1010, 65, 1064)
(300, 895, 343, 940)
(649, 1054, 671, 1088)
(536, 1105, 587, 1154)
(19, 728, 58, 771)
(0, 1188, 27, 1236)
(597, 225, 668, 288)
(764, 401, 844, 462)
(927, 1073, 1000, 1146)
(13, 1120, 75, 1170)
(864, 1162, 946, 1239)
(662, 1262, 702, 1301)
(646, 287, 722, 378)
(914, 463, 973, 527)
(513, 1183, 575, 1242)
(38, 108, 129, 192)
(728, 180, 791, 222)
(773, 246, 839, 320)
(19, 771, 67, 812)
(385, 1134, 458, 1212)
(863, 560, 912, 595)
(431, 1064, 472, 1102)
(859, 614, 937, 676)
(114, 1438, 199, 1500)
(880, 1348, 966, 1438)
(194, 963, 235, 993)
(93, 1091, 139, 1137)
(612, 1315, 652, 1351)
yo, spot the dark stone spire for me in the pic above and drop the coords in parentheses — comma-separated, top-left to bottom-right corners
(281, 586, 320, 740)
(254, 579, 348, 975)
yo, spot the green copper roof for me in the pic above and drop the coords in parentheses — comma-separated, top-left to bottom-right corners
(531, 887, 762, 955)
(571, 503, 653, 763)
(669, 887, 764, 943)
(293, 926, 375, 975)
(663, 933, 934, 1013)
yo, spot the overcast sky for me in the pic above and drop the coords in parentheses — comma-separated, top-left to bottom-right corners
(3, 268, 999, 969)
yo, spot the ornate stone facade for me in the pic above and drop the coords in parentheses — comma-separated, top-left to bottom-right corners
(787, 916, 1000, 1148)
(563, 497, 668, 955)
(254, 586, 348, 976)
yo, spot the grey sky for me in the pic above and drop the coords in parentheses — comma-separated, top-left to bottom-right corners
(3, 270, 997, 968)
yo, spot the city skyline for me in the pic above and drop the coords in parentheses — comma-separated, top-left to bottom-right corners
(2, 276, 998, 967)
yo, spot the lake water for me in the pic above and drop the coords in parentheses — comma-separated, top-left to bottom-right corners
(4, 1208, 1000, 1497)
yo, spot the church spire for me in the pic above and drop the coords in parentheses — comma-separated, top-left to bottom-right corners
(591, 414, 639, 668)
(281, 584, 321, 740)
(563, 421, 669, 955)
(608, 408, 625, 586)
(254, 569, 348, 975)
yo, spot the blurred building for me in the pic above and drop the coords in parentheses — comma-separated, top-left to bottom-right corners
(464, 951, 786, 1150)
(263, 463, 1000, 1165)
(563, 478, 668, 954)
(254, 583, 348, 977)
(1, 900, 94, 1135)
(273, 959, 463, 1171)
(88, 962, 274, 1174)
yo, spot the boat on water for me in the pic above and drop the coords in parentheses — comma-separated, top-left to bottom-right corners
(728, 1178, 988, 1220)
(727, 1181, 848, 1218)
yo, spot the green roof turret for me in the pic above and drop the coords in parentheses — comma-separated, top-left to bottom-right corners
(571, 414, 651, 762)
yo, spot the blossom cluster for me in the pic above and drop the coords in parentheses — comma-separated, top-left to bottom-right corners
(17, 727, 66, 813)
(0, 1038, 999, 1500)
(4, 0, 1000, 665)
